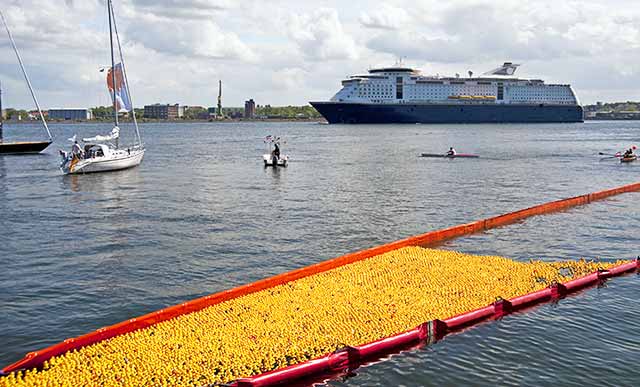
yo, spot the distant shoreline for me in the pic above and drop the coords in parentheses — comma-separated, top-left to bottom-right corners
(2, 117, 326, 125)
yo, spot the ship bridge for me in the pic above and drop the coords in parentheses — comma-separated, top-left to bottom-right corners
(368, 67, 417, 74)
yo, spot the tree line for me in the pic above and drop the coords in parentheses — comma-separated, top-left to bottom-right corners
(583, 101, 640, 112)
(2, 105, 323, 121)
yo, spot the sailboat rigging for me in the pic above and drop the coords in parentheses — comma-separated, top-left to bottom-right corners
(0, 10, 53, 154)
(60, 0, 144, 174)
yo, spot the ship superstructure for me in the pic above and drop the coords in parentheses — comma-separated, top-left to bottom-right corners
(310, 62, 583, 124)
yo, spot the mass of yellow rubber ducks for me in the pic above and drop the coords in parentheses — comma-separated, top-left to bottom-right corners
(1, 247, 625, 387)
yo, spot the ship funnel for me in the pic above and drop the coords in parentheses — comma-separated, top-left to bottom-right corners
(484, 62, 520, 76)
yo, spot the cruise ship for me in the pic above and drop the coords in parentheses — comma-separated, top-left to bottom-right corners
(310, 62, 583, 124)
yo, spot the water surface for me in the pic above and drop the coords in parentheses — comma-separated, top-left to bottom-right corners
(0, 120, 638, 385)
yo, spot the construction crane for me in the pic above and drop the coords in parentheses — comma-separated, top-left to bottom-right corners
(217, 80, 222, 119)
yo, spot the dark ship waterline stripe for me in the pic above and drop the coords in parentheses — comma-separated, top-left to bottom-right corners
(310, 102, 584, 124)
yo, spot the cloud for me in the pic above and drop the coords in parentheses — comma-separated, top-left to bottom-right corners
(286, 8, 358, 61)
(0, 1, 102, 52)
(127, 0, 233, 19)
(365, 3, 595, 63)
(125, 14, 258, 61)
(3, 0, 640, 108)
(359, 4, 410, 30)
(270, 67, 308, 91)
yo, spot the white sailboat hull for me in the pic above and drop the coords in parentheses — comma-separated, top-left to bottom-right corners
(61, 147, 144, 174)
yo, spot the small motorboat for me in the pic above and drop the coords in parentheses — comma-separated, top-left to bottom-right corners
(263, 135, 288, 167)
(263, 153, 289, 167)
(420, 153, 479, 159)
(620, 155, 637, 163)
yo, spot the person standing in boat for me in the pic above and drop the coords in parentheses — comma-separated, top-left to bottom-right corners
(447, 147, 456, 156)
(273, 142, 280, 160)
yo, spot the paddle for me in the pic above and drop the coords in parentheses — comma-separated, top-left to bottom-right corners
(598, 152, 621, 157)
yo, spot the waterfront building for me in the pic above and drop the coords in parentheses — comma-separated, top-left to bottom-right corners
(143, 103, 182, 119)
(244, 99, 256, 119)
(28, 110, 48, 120)
(48, 109, 92, 120)
(311, 62, 583, 124)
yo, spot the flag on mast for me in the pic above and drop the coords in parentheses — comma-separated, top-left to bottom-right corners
(106, 63, 132, 112)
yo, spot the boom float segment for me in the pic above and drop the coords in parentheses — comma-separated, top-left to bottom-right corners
(0, 248, 631, 387)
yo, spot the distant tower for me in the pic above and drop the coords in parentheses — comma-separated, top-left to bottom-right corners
(217, 80, 222, 119)
(244, 99, 256, 119)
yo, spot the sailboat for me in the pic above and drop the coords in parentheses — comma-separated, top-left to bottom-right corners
(60, 0, 144, 174)
(0, 12, 53, 154)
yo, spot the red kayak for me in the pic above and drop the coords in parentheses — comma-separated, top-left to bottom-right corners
(421, 153, 480, 158)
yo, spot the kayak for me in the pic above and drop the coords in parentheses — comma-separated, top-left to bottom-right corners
(620, 155, 637, 163)
(420, 153, 480, 158)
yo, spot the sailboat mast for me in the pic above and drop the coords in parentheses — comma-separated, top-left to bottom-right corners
(0, 10, 52, 140)
(108, 0, 119, 131)
(0, 80, 3, 141)
(110, 0, 142, 147)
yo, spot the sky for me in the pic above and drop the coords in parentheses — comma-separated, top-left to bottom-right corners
(1, 0, 639, 109)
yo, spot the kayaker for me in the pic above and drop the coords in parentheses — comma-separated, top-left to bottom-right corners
(446, 147, 456, 156)
(623, 146, 636, 158)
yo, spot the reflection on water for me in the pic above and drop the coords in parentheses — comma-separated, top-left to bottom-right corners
(0, 121, 639, 386)
(61, 166, 143, 195)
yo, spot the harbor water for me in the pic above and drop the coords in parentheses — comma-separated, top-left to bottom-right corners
(0, 121, 639, 386)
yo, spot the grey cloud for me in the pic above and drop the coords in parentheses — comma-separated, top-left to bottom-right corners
(366, 3, 593, 63)
(287, 8, 358, 61)
(130, 0, 232, 19)
(3, 0, 640, 109)
(359, 4, 410, 30)
(124, 15, 257, 61)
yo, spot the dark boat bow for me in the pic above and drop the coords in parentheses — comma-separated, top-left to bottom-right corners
(0, 140, 52, 154)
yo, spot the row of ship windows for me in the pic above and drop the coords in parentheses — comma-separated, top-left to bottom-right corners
(348, 90, 572, 99)
(354, 90, 571, 97)
(511, 98, 575, 101)
(352, 93, 574, 99)
(354, 84, 569, 91)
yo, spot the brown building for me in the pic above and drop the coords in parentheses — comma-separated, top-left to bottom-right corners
(244, 99, 256, 119)
(144, 104, 181, 119)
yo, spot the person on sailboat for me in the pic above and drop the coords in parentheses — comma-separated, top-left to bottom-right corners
(72, 140, 83, 159)
(446, 147, 456, 156)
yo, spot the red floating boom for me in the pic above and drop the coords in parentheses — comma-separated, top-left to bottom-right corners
(234, 260, 639, 387)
